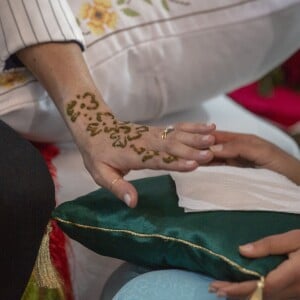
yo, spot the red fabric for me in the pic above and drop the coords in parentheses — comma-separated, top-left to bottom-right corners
(229, 50, 300, 129)
(50, 220, 73, 300)
(282, 50, 300, 87)
(229, 83, 300, 128)
(33, 143, 73, 300)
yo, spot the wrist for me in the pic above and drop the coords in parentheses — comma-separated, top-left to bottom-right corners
(291, 158, 300, 185)
(60, 90, 114, 145)
(279, 153, 300, 185)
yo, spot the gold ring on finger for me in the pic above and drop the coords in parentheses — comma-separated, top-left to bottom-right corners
(111, 176, 122, 188)
(161, 125, 175, 140)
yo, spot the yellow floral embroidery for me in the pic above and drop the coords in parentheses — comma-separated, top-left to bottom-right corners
(0, 70, 28, 88)
(79, 0, 117, 36)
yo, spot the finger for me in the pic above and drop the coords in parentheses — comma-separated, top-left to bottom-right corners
(210, 280, 257, 299)
(209, 280, 232, 291)
(163, 140, 214, 164)
(239, 230, 300, 258)
(153, 129, 215, 162)
(210, 139, 258, 161)
(132, 150, 201, 172)
(175, 122, 216, 134)
(211, 132, 274, 162)
(92, 163, 138, 208)
(111, 144, 201, 172)
(265, 281, 300, 300)
(212, 131, 241, 143)
(263, 251, 300, 298)
(173, 131, 215, 149)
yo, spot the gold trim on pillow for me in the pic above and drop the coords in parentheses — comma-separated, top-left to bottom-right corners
(54, 216, 265, 299)
(53, 217, 262, 277)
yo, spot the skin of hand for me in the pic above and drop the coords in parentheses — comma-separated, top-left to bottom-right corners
(17, 42, 216, 207)
(209, 230, 300, 300)
(210, 131, 300, 185)
(209, 132, 300, 299)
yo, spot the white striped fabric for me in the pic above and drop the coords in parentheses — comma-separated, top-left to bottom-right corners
(0, 0, 85, 70)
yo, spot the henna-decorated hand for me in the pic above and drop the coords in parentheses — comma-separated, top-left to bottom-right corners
(66, 93, 216, 207)
(16, 43, 215, 208)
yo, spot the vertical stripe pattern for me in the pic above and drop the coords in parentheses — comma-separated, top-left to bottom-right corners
(0, 0, 85, 71)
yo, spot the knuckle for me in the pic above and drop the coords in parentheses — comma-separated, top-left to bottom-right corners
(185, 148, 196, 159)
(262, 237, 273, 254)
(263, 287, 272, 299)
(175, 122, 185, 130)
(192, 134, 202, 145)
(244, 134, 259, 146)
(291, 229, 300, 243)
(154, 156, 165, 168)
(144, 154, 162, 169)
(294, 266, 300, 278)
(263, 280, 274, 299)
(246, 133, 256, 141)
(247, 134, 265, 148)
(165, 139, 176, 152)
(92, 172, 104, 187)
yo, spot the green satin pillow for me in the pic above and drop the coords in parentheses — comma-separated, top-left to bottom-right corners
(52, 175, 300, 283)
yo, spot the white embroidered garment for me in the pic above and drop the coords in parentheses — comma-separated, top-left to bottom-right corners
(171, 166, 300, 214)
(0, 0, 84, 68)
(1, 0, 300, 141)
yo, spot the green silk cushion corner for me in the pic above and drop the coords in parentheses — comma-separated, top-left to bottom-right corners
(52, 175, 300, 282)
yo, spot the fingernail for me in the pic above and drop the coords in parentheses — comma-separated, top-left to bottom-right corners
(186, 160, 197, 166)
(208, 286, 217, 293)
(240, 243, 254, 252)
(202, 135, 212, 141)
(199, 150, 210, 158)
(210, 144, 223, 152)
(217, 291, 227, 298)
(124, 193, 132, 207)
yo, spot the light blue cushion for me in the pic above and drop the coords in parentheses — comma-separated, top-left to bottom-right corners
(113, 270, 222, 300)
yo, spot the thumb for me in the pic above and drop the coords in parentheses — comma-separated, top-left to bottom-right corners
(210, 139, 258, 162)
(94, 163, 138, 208)
(239, 230, 300, 258)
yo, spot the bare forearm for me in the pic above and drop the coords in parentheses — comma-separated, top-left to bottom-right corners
(16, 42, 216, 206)
(283, 154, 300, 185)
(16, 42, 111, 145)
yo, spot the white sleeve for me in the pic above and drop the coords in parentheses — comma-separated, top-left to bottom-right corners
(0, 0, 85, 70)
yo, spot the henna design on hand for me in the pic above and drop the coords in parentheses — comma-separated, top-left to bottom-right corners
(142, 150, 159, 162)
(66, 93, 178, 164)
(96, 112, 115, 122)
(127, 125, 149, 141)
(87, 123, 102, 136)
(83, 92, 99, 110)
(66, 100, 81, 122)
(66, 92, 100, 123)
(163, 155, 178, 164)
(130, 144, 146, 155)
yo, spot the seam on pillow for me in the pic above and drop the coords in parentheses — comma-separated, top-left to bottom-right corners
(54, 216, 263, 280)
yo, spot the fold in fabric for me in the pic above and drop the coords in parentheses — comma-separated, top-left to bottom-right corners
(171, 166, 300, 214)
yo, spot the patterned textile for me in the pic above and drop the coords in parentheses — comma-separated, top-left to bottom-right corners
(22, 143, 73, 300)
